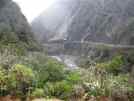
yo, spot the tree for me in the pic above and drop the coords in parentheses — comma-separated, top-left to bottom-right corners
(8, 64, 35, 101)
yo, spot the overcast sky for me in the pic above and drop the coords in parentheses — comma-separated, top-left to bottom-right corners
(13, 0, 56, 22)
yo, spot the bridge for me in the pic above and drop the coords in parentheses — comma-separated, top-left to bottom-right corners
(44, 41, 134, 58)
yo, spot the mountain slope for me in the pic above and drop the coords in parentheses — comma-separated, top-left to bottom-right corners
(67, 0, 134, 45)
(31, 0, 79, 42)
(32, 0, 134, 45)
(0, 0, 37, 51)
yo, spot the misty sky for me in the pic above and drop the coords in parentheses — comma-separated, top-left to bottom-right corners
(13, 0, 56, 22)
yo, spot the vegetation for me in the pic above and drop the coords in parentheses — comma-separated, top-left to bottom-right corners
(0, 27, 133, 100)
(0, 23, 41, 56)
(0, 46, 133, 101)
(76, 55, 134, 100)
(31, 88, 44, 98)
(96, 55, 125, 75)
(0, 52, 82, 100)
(1, 0, 134, 100)
(0, 49, 133, 101)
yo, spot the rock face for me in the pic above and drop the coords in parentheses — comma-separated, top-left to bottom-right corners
(32, 0, 134, 45)
(0, 0, 37, 50)
(67, 0, 134, 45)
(32, 0, 78, 42)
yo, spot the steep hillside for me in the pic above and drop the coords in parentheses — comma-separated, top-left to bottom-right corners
(31, 0, 79, 42)
(32, 0, 134, 45)
(67, 0, 134, 45)
(0, 0, 37, 51)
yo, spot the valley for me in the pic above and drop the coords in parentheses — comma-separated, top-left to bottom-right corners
(0, 0, 134, 101)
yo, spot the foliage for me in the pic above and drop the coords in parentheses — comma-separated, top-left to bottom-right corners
(80, 67, 110, 97)
(0, 23, 40, 55)
(2, 52, 80, 99)
(42, 69, 81, 99)
(96, 55, 124, 74)
(80, 64, 134, 99)
(0, 67, 8, 96)
(0, 31, 21, 55)
(66, 71, 81, 84)
(70, 85, 85, 99)
(9, 64, 35, 83)
(42, 59, 65, 82)
(44, 81, 73, 99)
(0, 32, 18, 44)
(0, 62, 37, 99)
(20, 53, 66, 87)
(31, 88, 44, 98)
(7, 64, 35, 99)
(0, 51, 132, 100)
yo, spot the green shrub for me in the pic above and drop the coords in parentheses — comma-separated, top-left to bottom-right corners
(35, 60, 66, 87)
(44, 81, 73, 99)
(108, 56, 124, 73)
(9, 64, 35, 83)
(81, 66, 134, 98)
(0, 67, 8, 96)
(0, 32, 19, 44)
(0, 67, 7, 86)
(8, 64, 35, 100)
(21, 54, 66, 87)
(43, 59, 65, 82)
(31, 88, 44, 98)
(96, 55, 124, 74)
(66, 71, 81, 84)
(0, 43, 27, 55)
(43, 70, 81, 99)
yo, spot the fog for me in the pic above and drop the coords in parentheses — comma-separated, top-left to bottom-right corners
(13, 0, 57, 22)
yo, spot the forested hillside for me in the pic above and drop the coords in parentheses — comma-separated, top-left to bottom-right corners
(0, 0, 38, 54)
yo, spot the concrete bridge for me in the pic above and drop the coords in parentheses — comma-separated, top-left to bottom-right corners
(44, 41, 134, 57)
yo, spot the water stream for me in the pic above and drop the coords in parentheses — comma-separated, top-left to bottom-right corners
(51, 55, 78, 69)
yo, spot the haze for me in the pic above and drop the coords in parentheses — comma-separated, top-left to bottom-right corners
(13, 0, 56, 22)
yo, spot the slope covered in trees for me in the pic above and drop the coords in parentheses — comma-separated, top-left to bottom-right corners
(0, 0, 38, 54)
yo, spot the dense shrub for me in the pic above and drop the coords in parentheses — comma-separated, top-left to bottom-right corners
(31, 88, 44, 98)
(42, 59, 65, 82)
(0, 67, 8, 96)
(9, 64, 35, 83)
(0, 27, 28, 55)
(80, 65, 134, 100)
(96, 55, 124, 74)
(8, 64, 35, 100)
(66, 71, 81, 84)
(44, 81, 73, 99)
(0, 63, 37, 99)
(0, 51, 132, 100)
(20, 53, 66, 87)
(0, 43, 27, 55)
(42, 70, 81, 99)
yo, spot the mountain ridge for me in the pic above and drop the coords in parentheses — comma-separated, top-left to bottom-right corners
(32, 0, 134, 45)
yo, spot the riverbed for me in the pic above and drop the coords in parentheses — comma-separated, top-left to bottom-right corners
(50, 55, 79, 69)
